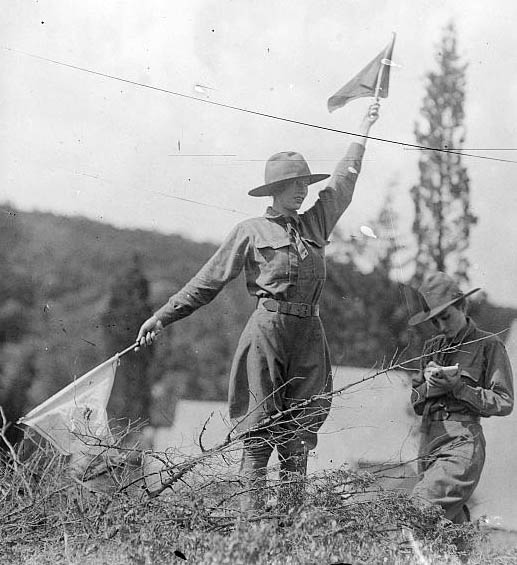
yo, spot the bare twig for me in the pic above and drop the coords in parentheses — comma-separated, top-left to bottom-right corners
(0, 405, 22, 470)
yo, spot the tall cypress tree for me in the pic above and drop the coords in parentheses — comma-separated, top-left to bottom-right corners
(102, 253, 153, 429)
(411, 22, 477, 284)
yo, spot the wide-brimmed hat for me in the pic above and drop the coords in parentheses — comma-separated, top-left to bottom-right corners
(408, 271, 480, 326)
(248, 151, 330, 197)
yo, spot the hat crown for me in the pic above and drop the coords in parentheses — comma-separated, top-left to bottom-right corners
(419, 272, 464, 312)
(408, 271, 480, 327)
(264, 151, 312, 185)
(248, 153, 330, 197)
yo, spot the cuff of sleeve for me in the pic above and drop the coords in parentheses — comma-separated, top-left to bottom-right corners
(153, 306, 175, 327)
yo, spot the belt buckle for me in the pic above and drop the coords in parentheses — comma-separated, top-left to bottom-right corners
(296, 303, 309, 317)
(277, 301, 288, 315)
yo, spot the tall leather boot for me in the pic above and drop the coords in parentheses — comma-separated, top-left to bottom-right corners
(239, 436, 273, 517)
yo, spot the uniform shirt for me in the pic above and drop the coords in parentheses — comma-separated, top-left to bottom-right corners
(411, 318, 514, 418)
(154, 142, 365, 326)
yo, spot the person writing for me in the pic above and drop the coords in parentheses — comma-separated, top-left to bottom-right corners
(408, 271, 513, 523)
(137, 103, 380, 513)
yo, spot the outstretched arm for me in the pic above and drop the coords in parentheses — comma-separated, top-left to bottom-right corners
(136, 223, 249, 348)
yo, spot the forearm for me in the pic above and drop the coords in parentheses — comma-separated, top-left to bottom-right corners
(325, 107, 377, 206)
(303, 105, 378, 238)
(452, 382, 513, 417)
(154, 275, 224, 326)
(327, 112, 374, 196)
(451, 341, 514, 417)
(154, 224, 248, 326)
(354, 114, 376, 147)
(327, 141, 365, 201)
(307, 142, 365, 238)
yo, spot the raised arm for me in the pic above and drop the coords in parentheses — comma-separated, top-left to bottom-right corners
(303, 103, 380, 240)
(355, 102, 381, 147)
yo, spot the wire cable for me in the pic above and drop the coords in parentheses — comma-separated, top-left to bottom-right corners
(3, 46, 517, 165)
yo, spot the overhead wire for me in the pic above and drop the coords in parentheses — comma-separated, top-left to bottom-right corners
(3, 46, 517, 165)
(7, 44, 510, 284)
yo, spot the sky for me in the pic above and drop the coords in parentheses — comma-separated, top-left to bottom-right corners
(2, 0, 517, 306)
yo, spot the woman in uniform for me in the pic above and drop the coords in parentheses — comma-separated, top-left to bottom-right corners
(137, 103, 380, 512)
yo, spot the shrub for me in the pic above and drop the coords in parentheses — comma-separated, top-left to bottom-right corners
(0, 430, 493, 565)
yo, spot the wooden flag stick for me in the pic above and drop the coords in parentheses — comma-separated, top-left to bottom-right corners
(374, 32, 396, 101)
(373, 67, 385, 102)
(374, 60, 386, 101)
(117, 342, 140, 359)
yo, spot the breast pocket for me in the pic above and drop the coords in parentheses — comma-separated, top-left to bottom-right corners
(255, 235, 291, 280)
(457, 346, 484, 386)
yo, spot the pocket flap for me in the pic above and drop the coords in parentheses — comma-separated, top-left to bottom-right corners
(255, 234, 290, 249)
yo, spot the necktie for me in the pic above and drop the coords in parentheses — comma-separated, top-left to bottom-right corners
(286, 221, 309, 260)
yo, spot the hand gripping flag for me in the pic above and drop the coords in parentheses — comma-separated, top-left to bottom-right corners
(328, 33, 397, 112)
(18, 344, 137, 456)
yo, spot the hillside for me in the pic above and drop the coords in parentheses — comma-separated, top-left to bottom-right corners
(1, 205, 516, 428)
(8, 208, 253, 401)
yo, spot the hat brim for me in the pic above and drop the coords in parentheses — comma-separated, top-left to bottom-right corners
(408, 287, 481, 327)
(248, 173, 330, 197)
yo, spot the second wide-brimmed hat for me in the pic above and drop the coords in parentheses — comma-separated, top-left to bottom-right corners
(408, 271, 480, 326)
(248, 151, 330, 197)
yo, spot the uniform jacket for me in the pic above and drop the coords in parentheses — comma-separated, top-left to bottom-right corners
(154, 142, 366, 325)
(411, 318, 514, 418)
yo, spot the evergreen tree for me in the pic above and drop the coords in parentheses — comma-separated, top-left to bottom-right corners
(410, 22, 477, 284)
(101, 253, 153, 428)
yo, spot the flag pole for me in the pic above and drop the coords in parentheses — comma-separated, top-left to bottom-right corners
(117, 341, 140, 359)
(373, 63, 385, 102)
(374, 32, 396, 101)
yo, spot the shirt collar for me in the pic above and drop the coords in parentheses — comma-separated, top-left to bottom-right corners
(264, 206, 301, 225)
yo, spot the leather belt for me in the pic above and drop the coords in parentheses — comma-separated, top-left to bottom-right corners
(428, 411, 480, 423)
(258, 298, 319, 318)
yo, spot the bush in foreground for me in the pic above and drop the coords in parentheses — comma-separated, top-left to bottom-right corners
(0, 435, 511, 565)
